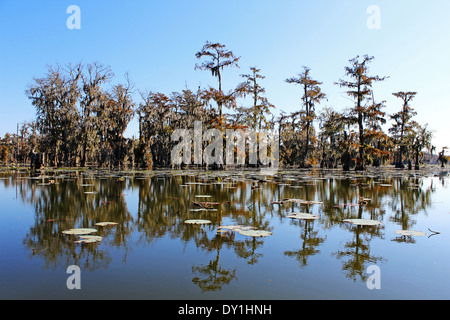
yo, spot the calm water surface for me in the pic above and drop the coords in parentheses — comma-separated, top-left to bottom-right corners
(1, 167, 449, 299)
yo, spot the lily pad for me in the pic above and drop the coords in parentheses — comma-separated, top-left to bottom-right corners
(394, 230, 426, 237)
(217, 225, 272, 237)
(342, 219, 382, 226)
(74, 235, 103, 244)
(184, 219, 212, 224)
(237, 229, 273, 237)
(286, 212, 319, 220)
(62, 228, 98, 235)
(283, 198, 323, 205)
(95, 222, 118, 227)
(217, 225, 249, 231)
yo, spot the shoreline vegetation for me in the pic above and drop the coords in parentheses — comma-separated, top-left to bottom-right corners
(0, 42, 448, 172)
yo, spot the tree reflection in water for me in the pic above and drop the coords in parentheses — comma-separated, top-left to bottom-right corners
(3, 167, 445, 294)
(284, 220, 326, 267)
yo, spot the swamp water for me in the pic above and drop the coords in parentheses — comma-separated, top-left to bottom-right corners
(0, 167, 449, 299)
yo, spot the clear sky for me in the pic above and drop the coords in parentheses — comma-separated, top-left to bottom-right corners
(1, 0, 449, 151)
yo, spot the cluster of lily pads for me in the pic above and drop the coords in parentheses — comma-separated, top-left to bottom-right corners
(184, 219, 273, 237)
(280, 197, 432, 237)
(62, 222, 118, 244)
(183, 191, 388, 238)
(288, 213, 430, 237)
(184, 197, 431, 240)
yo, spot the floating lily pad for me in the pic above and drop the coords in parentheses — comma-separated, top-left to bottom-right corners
(286, 212, 319, 220)
(217, 225, 272, 237)
(62, 228, 98, 235)
(394, 230, 426, 237)
(95, 222, 118, 227)
(184, 219, 212, 224)
(237, 229, 273, 237)
(218, 225, 249, 231)
(343, 219, 382, 226)
(237, 226, 258, 231)
(74, 235, 103, 244)
(283, 198, 323, 205)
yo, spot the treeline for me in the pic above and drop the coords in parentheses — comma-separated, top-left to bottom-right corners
(0, 41, 448, 170)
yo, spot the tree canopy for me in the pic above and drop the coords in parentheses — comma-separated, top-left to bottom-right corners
(0, 43, 444, 171)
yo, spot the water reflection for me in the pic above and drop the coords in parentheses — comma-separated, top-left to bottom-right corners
(334, 223, 385, 282)
(1, 167, 448, 294)
(283, 220, 326, 267)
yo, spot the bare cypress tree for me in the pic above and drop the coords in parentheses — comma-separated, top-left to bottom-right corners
(195, 41, 240, 117)
(236, 67, 274, 131)
(364, 94, 390, 167)
(79, 62, 114, 167)
(26, 63, 82, 167)
(27, 62, 135, 168)
(317, 107, 346, 169)
(335, 55, 387, 171)
(286, 66, 326, 167)
(405, 122, 433, 170)
(108, 75, 135, 168)
(389, 91, 418, 168)
(138, 91, 173, 167)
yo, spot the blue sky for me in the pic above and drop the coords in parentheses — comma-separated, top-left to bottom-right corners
(1, 0, 449, 150)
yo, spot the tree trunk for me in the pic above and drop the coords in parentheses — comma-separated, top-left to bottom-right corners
(355, 83, 365, 171)
(302, 86, 310, 167)
(396, 146, 405, 168)
(218, 71, 222, 117)
(304, 120, 310, 167)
